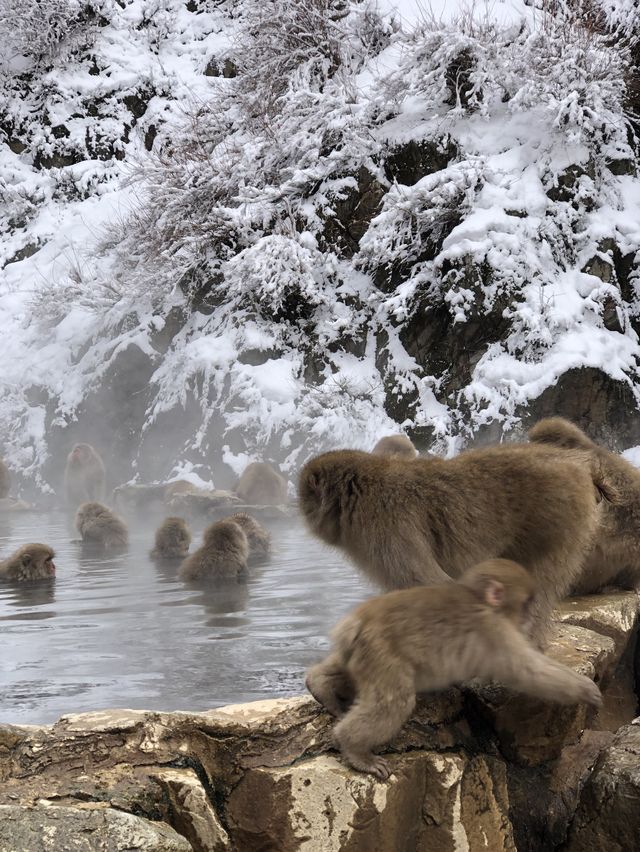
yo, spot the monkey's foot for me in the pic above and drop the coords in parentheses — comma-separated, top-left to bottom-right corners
(344, 751, 392, 781)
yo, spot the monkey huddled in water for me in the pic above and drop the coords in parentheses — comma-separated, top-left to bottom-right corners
(179, 518, 249, 581)
(299, 443, 611, 644)
(76, 502, 128, 551)
(0, 544, 56, 581)
(307, 558, 602, 779)
(151, 517, 192, 560)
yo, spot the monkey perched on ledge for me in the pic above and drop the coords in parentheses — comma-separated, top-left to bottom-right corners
(64, 443, 106, 506)
(0, 544, 56, 581)
(299, 444, 610, 643)
(529, 417, 640, 594)
(307, 559, 602, 780)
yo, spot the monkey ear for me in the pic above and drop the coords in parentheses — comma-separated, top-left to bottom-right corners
(484, 579, 505, 608)
(21, 553, 33, 567)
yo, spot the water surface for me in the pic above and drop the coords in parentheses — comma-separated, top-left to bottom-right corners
(0, 510, 370, 725)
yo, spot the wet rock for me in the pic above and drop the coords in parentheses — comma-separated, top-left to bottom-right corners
(523, 367, 640, 450)
(0, 803, 192, 852)
(468, 623, 617, 766)
(208, 502, 296, 523)
(383, 137, 457, 186)
(565, 723, 640, 851)
(226, 751, 515, 852)
(167, 489, 240, 516)
(112, 483, 166, 510)
(322, 166, 386, 257)
(0, 498, 33, 512)
(556, 593, 638, 659)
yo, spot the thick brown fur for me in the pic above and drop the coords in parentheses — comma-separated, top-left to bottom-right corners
(371, 435, 418, 459)
(178, 519, 249, 581)
(0, 544, 56, 581)
(299, 444, 607, 643)
(76, 501, 128, 550)
(529, 416, 640, 593)
(151, 517, 191, 560)
(0, 459, 11, 498)
(64, 444, 106, 506)
(307, 559, 601, 779)
(228, 512, 271, 563)
(234, 462, 288, 506)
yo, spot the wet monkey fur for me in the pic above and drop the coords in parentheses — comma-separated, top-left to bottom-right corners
(151, 517, 192, 560)
(529, 416, 640, 593)
(0, 544, 56, 581)
(307, 559, 601, 780)
(299, 444, 609, 643)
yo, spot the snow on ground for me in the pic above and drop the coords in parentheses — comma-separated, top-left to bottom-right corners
(0, 0, 639, 487)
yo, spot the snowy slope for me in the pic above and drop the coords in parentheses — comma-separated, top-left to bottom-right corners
(0, 0, 638, 491)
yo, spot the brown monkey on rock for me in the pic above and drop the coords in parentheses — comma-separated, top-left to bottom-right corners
(64, 443, 106, 506)
(307, 559, 602, 780)
(529, 416, 640, 593)
(299, 444, 610, 644)
(179, 519, 249, 581)
(76, 502, 128, 551)
(371, 434, 418, 459)
(234, 462, 288, 506)
(0, 544, 56, 581)
(151, 517, 192, 560)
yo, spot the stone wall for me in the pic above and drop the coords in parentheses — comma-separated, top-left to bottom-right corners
(0, 593, 638, 852)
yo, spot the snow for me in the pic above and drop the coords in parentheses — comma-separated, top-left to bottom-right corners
(0, 0, 639, 488)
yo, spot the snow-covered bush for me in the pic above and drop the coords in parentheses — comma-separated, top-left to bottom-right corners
(0, 0, 104, 61)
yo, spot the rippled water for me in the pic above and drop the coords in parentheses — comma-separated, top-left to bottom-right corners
(0, 509, 371, 725)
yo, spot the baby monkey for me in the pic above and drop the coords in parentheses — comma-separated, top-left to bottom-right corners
(307, 559, 602, 781)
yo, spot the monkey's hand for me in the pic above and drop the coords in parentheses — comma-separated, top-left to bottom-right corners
(571, 674, 602, 708)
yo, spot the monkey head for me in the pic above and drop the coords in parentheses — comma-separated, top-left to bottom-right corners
(2, 544, 56, 581)
(68, 444, 94, 466)
(460, 559, 536, 634)
(298, 450, 373, 546)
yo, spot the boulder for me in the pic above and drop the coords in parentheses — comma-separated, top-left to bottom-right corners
(0, 803, 192, 852)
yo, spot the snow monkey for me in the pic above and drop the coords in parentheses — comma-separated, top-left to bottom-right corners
(228, 512, 271, 563)
(371, 434, 418, 459)
(298, 444, 610, 644)
(529, 416, 640, 593)
(0, 459, 10, 498)
(307, 559, 602, 780)
(64, 443, 106, 506)
(151, 517, 192, 560)
(234, 462, 288, 505)
(0, 544, 56, 581)
(75, 502, 128, 551)
(178, 519, 249, 581)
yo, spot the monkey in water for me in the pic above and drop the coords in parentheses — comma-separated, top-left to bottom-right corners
(178, 519, 249, 581)
(151, 517, 192, 560)
(299, 444, 609, 643)
(76, 502, 128, 551)
(371, 434, 418, 459)
(307, 559, 602, 780)
(234, 462, 288, 506)
(0, 459, 11, 498)
(64, 443, 106, 506)
(228, 512, 271, 563)
(529, 416, 640, 593)
(0, 544, 56, 581)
